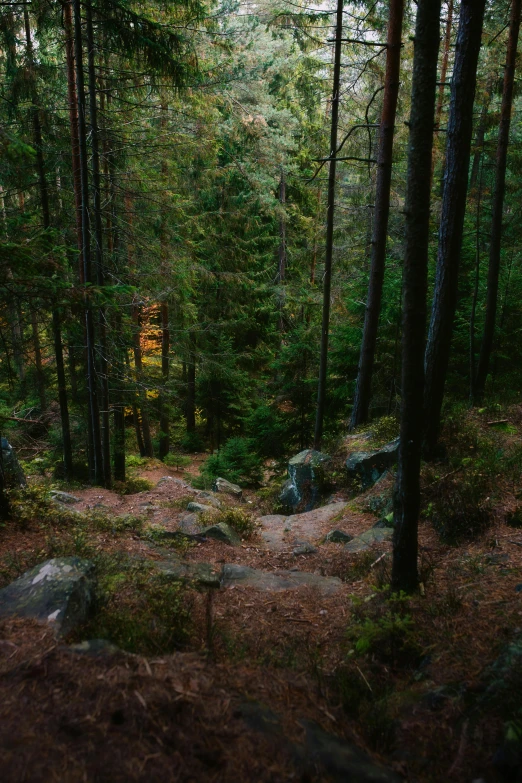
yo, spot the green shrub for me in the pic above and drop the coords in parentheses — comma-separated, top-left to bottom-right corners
(201, 506, 257, 539)
(200, 437, 263, 486)
(74, 560, 192, 655)
(126, 455, 149, 468)
(347, 591, 421, 667)
(113, 476, 153, 495)
(180, 431, 204, 452)
(425, 468, 493, 544)
(244, 403, 288, 458)
(368, 415, 399, 445)
(163, 452, 192, 470)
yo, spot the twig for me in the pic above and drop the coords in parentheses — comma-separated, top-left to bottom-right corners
(508, 540, 522, 547)
(0, 414, 43, 425)
(370, 552, 387, 568)
(355, 663, 372, 693)
(487, 419, 508, 426)
(448, 720, 468, 776)
(425, 466, 462, 488)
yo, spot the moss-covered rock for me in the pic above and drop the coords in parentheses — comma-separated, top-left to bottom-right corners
(0, 557, 95, 635)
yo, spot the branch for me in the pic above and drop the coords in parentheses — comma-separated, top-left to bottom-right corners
(313, 156, 377, 163)
(0, 414, 42, 425)
(329, 38, 389, 46)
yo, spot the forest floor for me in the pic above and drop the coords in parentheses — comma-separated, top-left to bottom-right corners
(0, 413, 522, 782)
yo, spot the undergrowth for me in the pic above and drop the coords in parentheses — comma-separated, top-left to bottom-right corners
(69, 557, 193, 655)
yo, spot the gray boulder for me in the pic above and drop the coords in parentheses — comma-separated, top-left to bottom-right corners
(187, 501, 215, 514)
(201, 522, 240, 546)
(325, 529, 353, 544)
(213, 477, 242, 499)
(49, 490, 81, 505)
(344, 527, 394, 553)
(155, 557, 222, 589)
(195, 491, 222, 509)
(156, 476, 190, 489)
(280, 449, 331, 513)
(0, 557, 95, 635)
(1, 437, 26, 487)
(345, 438, 399, 490)
(293, 542, 318, 555)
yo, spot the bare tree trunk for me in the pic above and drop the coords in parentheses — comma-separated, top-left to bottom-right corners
(313, 0, 343, 450)
(350, 0, 405, 430)
(392, 0, 442, 595)
(64, 0, 83, 281)
(186, 333, 196, 435)
(423, 0, 487, 457)
(435, 0, 454, 131)
(73, 0, 103, 483)
(474, 0, 522, 402)
(469, 159, 483, 401)
(25, 6, 73, 479)
(158, 102, 170, 460)
(85, 2, 111, 487)
(30, 311, 46, 412)
(277, 169, 287, 332)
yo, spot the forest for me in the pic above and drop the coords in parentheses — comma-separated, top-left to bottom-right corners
(0, 0, 522, 781)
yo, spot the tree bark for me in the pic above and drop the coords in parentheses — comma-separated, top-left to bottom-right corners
(350, 0, 405, 430)
(474, 0, 522, 402)
(85, 2, 111, 487)
(186, 333, 196, 435)
(313, 0, 343, 450)
(158, 102, 170, 460)
(423, 0, 487, 457)
(64, 0, 83, 281)
(25, 6, 73, 480)
(31, 310, 46, 412)
(392, 0, 442, 595)
(73, 0, 103, 484)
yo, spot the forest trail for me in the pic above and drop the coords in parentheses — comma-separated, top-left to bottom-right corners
(60, 462, 388, 597)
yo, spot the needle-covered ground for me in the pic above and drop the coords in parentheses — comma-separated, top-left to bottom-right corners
(1, 407, 522, 782)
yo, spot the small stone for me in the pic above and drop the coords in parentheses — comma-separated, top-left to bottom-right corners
(187, 501, 214, 514)
(201, 522, 240, 546)
(156, 476, 190, 488)
(344, 527, 394, 552)
(325, 529, 353, 544)
(293, 543, 318, 556)
(213, 477, 242, 499)
(50, 490, 81, 505)
(194, 492, 222, 508)
(69, 639, 119, 656)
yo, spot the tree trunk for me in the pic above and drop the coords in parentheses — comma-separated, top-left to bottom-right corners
(277, 169, 287, 332)
(392, 0, 442, 595)
(350, 0, 405, 430)
(64, 0, 83, 281)
(313, 0, 343, 450)
(131, 303, 154, 457)
(186, 334, 196, 435)
(434, 0, 454, 132)
(25, 6, 73, 480)
(474, 0, 521, 402)
(31, 311, 46, 412)
(73, 0, 103, 484)
(158, 102, 170, 460)
(423, 0, 487, 457)
(469, 158, 483, 401)
(85, 2, 111, 487)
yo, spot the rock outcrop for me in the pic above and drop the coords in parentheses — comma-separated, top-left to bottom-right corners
(345, 439, 399, 489)
(280, 449, 331, 512)
(0, 557, 95, 635)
